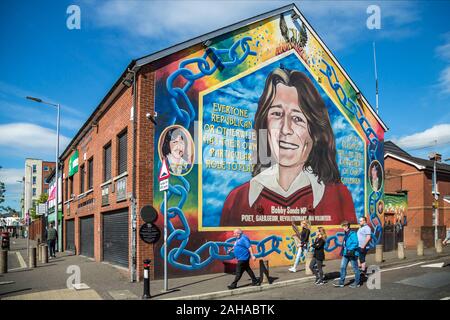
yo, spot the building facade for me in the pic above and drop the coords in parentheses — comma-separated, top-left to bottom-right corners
(384, 141, 450, 248)
(23, 158, 55, 217)
(45, 168, 63, 249)
(60, 4, 387, 280)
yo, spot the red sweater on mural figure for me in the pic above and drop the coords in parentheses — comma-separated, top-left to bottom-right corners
(220, 166, 357, 227)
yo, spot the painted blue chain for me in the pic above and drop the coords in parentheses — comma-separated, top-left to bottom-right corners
(160, 37, 282, 271)
(159, 37, 383, 270)
(320, 59, 383, 251)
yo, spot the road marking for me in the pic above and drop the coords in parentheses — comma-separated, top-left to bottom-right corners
(421, 262, 445, 268)
(441, 297, 450, 300)
(16, 251, 27, 268)
(72, 283, 90, 290)
(379, 261, 426, 273)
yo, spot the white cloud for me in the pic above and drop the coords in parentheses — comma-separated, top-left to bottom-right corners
(436, 33, 450, 94)
(0, 81, 87, 120)
(0, 168, 24, 210)
(393, 124, 450, 150)
(0, 168, 23, 184)
(84, 0, 420, 54)
(0, 123, 71, 156)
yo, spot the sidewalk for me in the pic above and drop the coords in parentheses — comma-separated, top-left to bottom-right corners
(1, 238, 449, 300)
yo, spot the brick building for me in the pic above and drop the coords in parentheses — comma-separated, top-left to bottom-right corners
(384, 141, 450, 248)
(60, 4, 388, 281)
(23, 158, 55, 218)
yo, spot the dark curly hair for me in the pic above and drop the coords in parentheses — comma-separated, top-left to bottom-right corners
(253, 67, 341, 184)
(162, 127, 187, 158)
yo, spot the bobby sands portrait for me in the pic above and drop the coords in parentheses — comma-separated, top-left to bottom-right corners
(220, 67, 356, 226)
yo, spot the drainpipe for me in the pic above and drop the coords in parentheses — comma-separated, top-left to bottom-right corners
(129, 67, 137, 282)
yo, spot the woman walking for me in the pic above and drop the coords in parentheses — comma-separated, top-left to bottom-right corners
(310, 227, 327, 285)
(289, 220, 311, 272)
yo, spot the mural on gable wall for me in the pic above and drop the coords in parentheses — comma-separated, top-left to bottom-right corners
(152, 11, 385, 277)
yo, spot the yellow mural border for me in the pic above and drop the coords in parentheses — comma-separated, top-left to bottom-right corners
(198, 49, 367, 232)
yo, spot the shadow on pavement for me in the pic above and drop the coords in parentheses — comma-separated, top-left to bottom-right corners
(0, 288, 32, 297)
(324, 272, 340, 281)
(170, 274, 228, 290)
(149, 288, 181, 299)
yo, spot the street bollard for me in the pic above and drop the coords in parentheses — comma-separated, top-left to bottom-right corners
(375, 244, 383, 263)
(259, 260, 270, 284)
(305, 252, 313, 275)
(37, 244, 42, 261)
(417, 240, 424, 256)
(142, 259, 151, 299)
(29, 247, 36, 268)
(0, 250, 7, 274)
(41, 244, 48, 264)
(397, 242, 405, 259)
(436, 239, 443, 254)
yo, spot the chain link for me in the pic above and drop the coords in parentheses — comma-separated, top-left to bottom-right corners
(158, 39, 383, 271)
(320, 59, 383, 250)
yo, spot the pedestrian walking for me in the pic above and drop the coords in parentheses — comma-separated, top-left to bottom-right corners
(289, 220, 311, 272)
(357, 217, 372, 278)
(334, 221, 361, 288)
(46, 223, 57, 258)
(309, 227, 327, 285)
(227, 229, 260, 290)
(443, 234, 450, 246)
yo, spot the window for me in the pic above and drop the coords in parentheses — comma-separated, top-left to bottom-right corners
(88, 158, 93, 190)
(32, 176, 36, 185)
(44, 188, 48, 194)
(69, 177, 74, 197)
(32, 188, 36, 196)
(103, 142, 112, 182)
(44, 166, 49, 171)
(32, 164, 37, 173)
(117, 130, 128, 175)
(80, 164, 85, 193)
(65, 178, 68, 201)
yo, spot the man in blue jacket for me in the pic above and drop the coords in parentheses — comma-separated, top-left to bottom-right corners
(334, 221, 361, 288)
(227, 229, 259, 289)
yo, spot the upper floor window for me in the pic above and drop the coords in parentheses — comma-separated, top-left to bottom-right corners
(88, 157, 94, 190)
(69, 176, 74, 198)
(80, 164, 85, 193)
(32, 188, 36, 196)
(32, 176, 36, 185)
(32, 164, 37, 173)
(117, 130, 128, 175)
(103, 142, 112, 182)
(44, 166, 49, 171)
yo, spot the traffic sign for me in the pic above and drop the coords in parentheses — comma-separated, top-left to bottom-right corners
(160, 179, 169, 192)
(159, 159, 170, 181)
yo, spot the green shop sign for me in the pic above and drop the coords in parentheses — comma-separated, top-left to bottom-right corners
(69, 150, 79, 177)
(69, 150, 78, 177)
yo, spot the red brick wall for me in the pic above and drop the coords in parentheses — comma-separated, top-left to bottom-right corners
(385, 156, 450, 248)
(61, 84, 134, 263)
(136, 64, 156, 280)
(41, 161, 55, 195)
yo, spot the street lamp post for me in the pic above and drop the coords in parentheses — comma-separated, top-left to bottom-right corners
(429, 152, 443, 244)
(26, 96, 60, 252)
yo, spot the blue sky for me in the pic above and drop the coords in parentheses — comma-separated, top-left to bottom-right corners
(1, 0, 450, 211)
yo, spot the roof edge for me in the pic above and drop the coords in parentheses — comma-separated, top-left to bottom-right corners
(384, 152, 426, 170)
